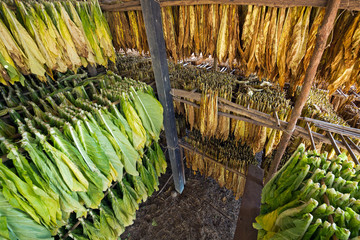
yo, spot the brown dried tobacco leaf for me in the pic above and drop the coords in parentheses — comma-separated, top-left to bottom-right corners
(277, 8, 295, 88)
(128, 11, 142, 52)
(216, 5, 230, 63)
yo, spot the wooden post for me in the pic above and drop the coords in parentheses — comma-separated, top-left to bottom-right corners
(327, 131, 341, 155)
(233, 165, 263, 240)
(140, 0, 185, 193)
(265, 0, 341, 183)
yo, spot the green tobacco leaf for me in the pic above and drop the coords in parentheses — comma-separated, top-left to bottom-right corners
(82, 117, 123, 181)
(53, 126, 105, 191)
(0, 164, 51, 226)
(154, 142, 167, 175)
(270, 213, 313, 240)
(131, 89, 163, 141)
(1, 2, 46, 77)
(0, 216, 9, 239)
(75, 120, 110, 177)
(44, 136, 87, 192)
(96, 109, 139, 176)
(121, 96, 146, 151)
(139, 163, 155, 196)
(0, 192, 53, 240)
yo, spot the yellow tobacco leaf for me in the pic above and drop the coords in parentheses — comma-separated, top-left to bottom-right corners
(216, 5, 230, 63)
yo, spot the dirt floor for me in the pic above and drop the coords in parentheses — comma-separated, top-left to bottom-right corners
(120, 168, 242, 240)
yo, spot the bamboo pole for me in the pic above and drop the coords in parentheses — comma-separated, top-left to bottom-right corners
(265, 0, 341, 184)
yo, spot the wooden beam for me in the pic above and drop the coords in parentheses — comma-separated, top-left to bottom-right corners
(140, 0, 185, 193)
(266, 0, 341, 184)
(301, 117, 360, 136)
(233, 165, 263, 240)
(101, 1, 141, 11)
(100, 0, 360, 11)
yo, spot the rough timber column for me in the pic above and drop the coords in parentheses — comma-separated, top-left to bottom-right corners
(140, 0, 185, 192)
(266, 0, 341, 183)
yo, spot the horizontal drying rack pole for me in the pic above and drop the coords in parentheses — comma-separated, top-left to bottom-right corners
(171, 88, 360, 156)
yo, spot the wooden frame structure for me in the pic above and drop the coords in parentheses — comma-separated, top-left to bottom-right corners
(100, 0, 360, 239)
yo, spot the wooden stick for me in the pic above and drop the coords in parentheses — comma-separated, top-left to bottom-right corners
(339, 135, 359, 164)
(265, 0, 341, 184)
(302, 117, 360, 136)
(314, 124, 360, 139)
(306, 122, 316, 151)
(327, 131, 341, 155)
(100, 0, 360, 12)
(345, 136, 360, 155)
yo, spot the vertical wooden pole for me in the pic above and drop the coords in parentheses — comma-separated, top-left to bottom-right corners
(265, 0, 341, 183)
(140, 0, 185, 193)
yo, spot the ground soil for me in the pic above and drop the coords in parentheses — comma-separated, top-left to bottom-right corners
(120, 168, 242, 240)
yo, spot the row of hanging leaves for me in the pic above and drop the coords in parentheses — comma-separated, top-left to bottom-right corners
(106, 5, 360, 94)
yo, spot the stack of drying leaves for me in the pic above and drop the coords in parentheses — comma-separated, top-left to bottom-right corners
(176, 76, 292, 156)
(108, 6, 360, 93)
(0, 0, 115, 85)
(116, 56, 355, 158)
(183, 68, 235, 141)
(302, 88, 348, 126)
(232, 80, 292, 155)
(183, 130, 257, 200)
(116, 55, 154, 84)
(0, 72, 166, 239)
(106, 10, 149, 56)
(106, 5, 241, 64)
(331, 92, 360, 129)
(256, 144, 360, 239)
(290, 87, 349, 153)
(0, 70, 89, 114)
(318, 11, 360, 94)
